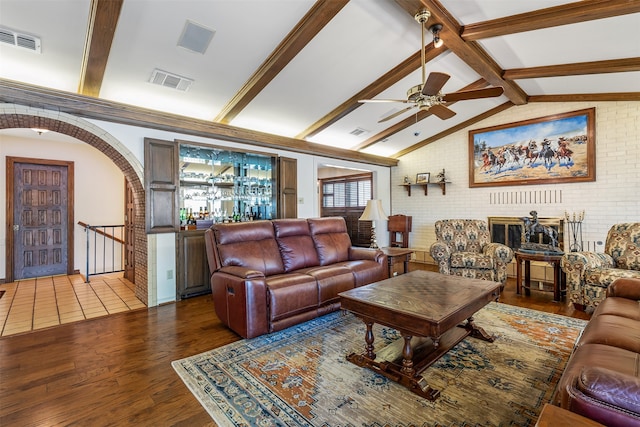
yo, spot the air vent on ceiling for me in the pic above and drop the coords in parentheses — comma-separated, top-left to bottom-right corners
(350, 127, 369, 136)
(177, 20, 215, 54)
(0, 27, 41, 53)
(149, 69, 194, 91)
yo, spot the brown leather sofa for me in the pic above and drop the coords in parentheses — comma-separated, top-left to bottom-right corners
(553, 277, 640, 426)
(204, 217, 388, 338)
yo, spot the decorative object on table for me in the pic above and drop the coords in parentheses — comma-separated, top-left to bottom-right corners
(469, 108, 595, 188)
(436, 168, 446, 183)
(172, 304, 586, 427)
(565, 210, 585, 252)
(521, 210, 563, 253)
(415, 172, 430, 184)
(359, 199, 388, 249)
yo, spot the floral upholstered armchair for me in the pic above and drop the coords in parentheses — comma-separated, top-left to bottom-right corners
(430, 219, 514, 289)
(561, 222, 640, 311)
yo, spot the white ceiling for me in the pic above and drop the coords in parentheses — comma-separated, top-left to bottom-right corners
(0, 0, 638, 158)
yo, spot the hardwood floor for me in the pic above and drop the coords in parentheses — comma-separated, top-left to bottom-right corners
(0, 267, 590, 426)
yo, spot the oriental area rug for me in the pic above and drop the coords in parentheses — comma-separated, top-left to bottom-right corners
(172, 302, 586, 426)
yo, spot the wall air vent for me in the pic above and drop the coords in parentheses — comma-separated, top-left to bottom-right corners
(149, 69, 194, 91)
(0, 27, 41, 53)
(349, 127, 369, 136)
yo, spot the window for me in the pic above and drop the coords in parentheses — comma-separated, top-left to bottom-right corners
(320, 173, 372, 247)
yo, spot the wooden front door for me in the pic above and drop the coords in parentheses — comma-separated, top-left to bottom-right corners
(6, 157, 74, 281)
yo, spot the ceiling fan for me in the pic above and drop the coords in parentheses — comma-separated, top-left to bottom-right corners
(359, 10, 504, 123)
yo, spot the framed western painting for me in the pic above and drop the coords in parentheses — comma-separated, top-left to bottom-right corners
(469, 108, 595, 188)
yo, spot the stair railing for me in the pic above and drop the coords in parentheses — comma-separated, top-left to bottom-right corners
(78, 221, 125, 283)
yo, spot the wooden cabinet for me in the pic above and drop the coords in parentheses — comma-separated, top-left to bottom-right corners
(176, 230, 211, 299)
(278, 156, 297, 218)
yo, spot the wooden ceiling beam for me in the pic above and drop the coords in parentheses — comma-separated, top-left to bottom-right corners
(0, 79, 397, 167)
(504, 58, 640, 80)
(78, 0, 123, 97)
(214, 0, 348, 125)
(462, 0, 640, 41)
(529, 93, 640, 102)
(296, 48, 443, 140)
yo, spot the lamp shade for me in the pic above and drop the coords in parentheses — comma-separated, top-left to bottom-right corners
(359, 199, 388, 221)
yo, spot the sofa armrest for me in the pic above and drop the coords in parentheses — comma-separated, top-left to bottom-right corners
(578, 366, 640, 414)
(561, 251, 614, 273)
(606, 278, 640, 300)
(349, 247, 384, 263)
(211, 271, 268, 339)
(218, 265, 265, 279)
(561, 252, 615, 293)
(483, 243, 514, 264)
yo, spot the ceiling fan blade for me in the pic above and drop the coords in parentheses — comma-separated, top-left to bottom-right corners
(428, 104, 456, 120)
(359, 99, 411, 104)
(422, 72, 450, 96)
(442, 86, 504, 102)
(378, 105, 416, 123)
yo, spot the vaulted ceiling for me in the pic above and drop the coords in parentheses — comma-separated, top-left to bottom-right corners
(1, 0, 639, 162)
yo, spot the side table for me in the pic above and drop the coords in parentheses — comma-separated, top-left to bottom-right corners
(381, 247, 414, 277)
(515, 250, 566, 302)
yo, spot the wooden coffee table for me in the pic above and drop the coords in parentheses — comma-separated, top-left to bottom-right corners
(339, 270, 501, 400)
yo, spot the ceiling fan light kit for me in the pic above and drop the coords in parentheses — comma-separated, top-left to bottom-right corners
(358, 8, 503, 123)
(429, 24, 443, 48)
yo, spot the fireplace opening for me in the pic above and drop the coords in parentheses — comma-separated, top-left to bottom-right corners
(488, 216, 564, 252)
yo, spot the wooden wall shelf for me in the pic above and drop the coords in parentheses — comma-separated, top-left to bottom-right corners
(400, 182, 449, 196)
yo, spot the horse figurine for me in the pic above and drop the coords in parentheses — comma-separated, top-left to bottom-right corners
(521, 210, 561, 251)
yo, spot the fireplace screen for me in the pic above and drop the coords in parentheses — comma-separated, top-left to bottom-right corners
(488, 216, 564, 251)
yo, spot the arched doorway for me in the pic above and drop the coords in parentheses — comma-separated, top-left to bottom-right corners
(1, 105, 149, 304)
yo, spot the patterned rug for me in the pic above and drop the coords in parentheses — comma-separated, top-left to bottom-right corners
(172, 302, 586, 426)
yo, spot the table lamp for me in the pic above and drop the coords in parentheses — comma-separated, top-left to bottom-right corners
(359, 199, 388, 249)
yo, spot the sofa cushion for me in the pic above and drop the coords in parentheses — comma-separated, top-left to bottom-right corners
(266, 274, 319, 322)
(214, 221, 284, 276)
(578, 314, 640, 353)
(299, 265, 355, 306)
(585, 267, 640, 288)
(308, 217, 351, 265)
(337, 260, 386, 287)
(450, 251, 495, 269)
(273, 219, 320, 272)
(595, 296, 640, 321)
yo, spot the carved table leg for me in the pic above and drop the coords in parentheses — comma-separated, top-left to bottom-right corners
(465, 316, 494, 343)
(401, 334, 414, 375)
(364, 321, 375, 359)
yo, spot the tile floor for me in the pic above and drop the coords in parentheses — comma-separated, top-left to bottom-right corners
(0, 273, 146, 337)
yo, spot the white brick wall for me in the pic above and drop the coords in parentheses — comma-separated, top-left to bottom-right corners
(392, 101, 640, 254)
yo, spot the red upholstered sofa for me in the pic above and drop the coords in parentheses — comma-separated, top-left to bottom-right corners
(553, 277, 640, 426)
(204, 217, 388, 338)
